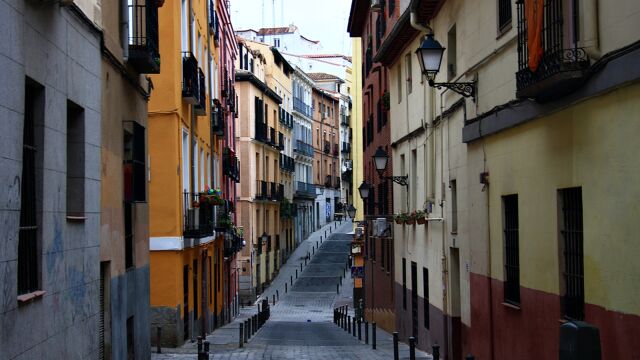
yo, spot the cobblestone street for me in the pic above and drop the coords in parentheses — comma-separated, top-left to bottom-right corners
(152, 221, 430, 359)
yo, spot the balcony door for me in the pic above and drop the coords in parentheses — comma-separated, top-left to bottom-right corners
(182, 129, 190, 193)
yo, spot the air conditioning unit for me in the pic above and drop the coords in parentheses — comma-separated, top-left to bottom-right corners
(374, 218, 388, 237)
(370, 0, 383, 12)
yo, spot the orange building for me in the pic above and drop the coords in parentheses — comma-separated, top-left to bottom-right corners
(148, 0, 239, 347)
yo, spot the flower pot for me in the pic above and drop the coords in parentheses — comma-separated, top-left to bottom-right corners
(395, 219, 403, 225)
(405, 219, 415, 225)
(416, 217, 426, 225)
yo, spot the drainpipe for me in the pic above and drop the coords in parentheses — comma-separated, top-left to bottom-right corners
(581, 0, 601, 59)
(121, 0, 129, 61)
(410, 1, 433, 35)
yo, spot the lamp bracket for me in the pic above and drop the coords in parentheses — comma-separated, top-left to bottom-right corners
(385, 175, 409, 187)
(429, 80, 476, 101)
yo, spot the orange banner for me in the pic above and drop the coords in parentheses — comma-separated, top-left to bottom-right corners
(526, 0, 544, 71)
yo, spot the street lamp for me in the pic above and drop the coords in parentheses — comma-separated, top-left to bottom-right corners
(372, 147, 408, 187)
(416, 33, 476, 100)
(358, 181, 371, 200)
(261, 231, 268, 244)
(346, 204, 357, 219)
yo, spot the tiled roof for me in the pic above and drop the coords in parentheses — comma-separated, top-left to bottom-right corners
(307, 72, 341, 81)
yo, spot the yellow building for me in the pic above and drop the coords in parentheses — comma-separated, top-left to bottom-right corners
(148, 0, 239, 347)
(235, 39, 295, 301)
(349, 38, 365, 225)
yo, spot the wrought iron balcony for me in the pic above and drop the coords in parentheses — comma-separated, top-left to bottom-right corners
(280, 154, 295, 173)
(194, 68, 207, 115)
(324, 175, 333, 188)
(256, 180, 269, 200)
(269, 127, 277, 148)
(182, 52, 199, 104)
(515, 0, 590, 100)
(183, 191, 219, 238)
(341, 142, 351, 154)
(127, 1, 161, 74)
(278, 132, 285, 151)
(223, 230, 244, 258)
(293, 97, 312, 118)
(255, 121, 268, 143)
(294, 182, 316, 199)
(324, 140, 330, 154)
(222, 147, 240, 182)
(209, 0, 220, 42)
(211, 100, 225, 137)
(332, 144, 339, 157)
(334, 177, 341, 189)
(341, 169, 352, 183)
(294, 140, 314, 157)
(340, 114, 350, 126)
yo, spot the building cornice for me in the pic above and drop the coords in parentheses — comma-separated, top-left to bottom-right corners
(235, 71, 283, 104)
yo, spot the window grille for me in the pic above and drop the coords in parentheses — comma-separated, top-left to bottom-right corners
(503, 194, 520, 305)
(402, 258, 407, 310)
(560, 187, 584, 320)
(423, 267, 429, 328)
(498, 0, 512, 32)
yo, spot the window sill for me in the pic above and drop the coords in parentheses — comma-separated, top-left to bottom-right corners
(501, 301, 521, 310)
(66, 215, 87, 222)
(17, 290, 46, 305)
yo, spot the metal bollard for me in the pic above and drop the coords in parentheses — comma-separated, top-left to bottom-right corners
(244, 320, 249, 342)
(204, 340, 210, 356)
(312, 247, 314, 255)
(300, 263, 303, 271)
(337, 283, 340, 294)
(432, 343, 440, 360)
(372, 322, 377, 350)
(272, 294, 275, 305)
(348, 315, 351, 333)
(305, 258, 307, 265)
(239, 323, 244, 348)
(156, 326, 162, 354)
(352, 317, 356, 337)
(285, 283, 288, 293)
(409, 336, 416, 360)
(253, 315, 257, 334)
(276, 290, 279, 301)
(290, 275, 293, 285)
(365, 321, 369, 344)
(393, 332, 399, 360)
(296, 269, 298, 278)
(358, 320, 362, 340)
(340, 276, 342, 286)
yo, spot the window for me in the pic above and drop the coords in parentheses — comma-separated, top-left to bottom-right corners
(503, 194, 520, 305)
(397, 63, 403, 103)
(388, 0, 395, 16)
(447, 25, 457, 80)
(423, 267, 429, 328)
(18, 79, 44, 295)
(451, 180, 458, 233)
(182, 129, 190, 192)
(405, 54, 413, 95)
(181, 0, 189, 52)
(67, 101, 85, 217)
(124, 201, 134, 269)
(402, 258, 407, 310)
(193, 141, 198, 191)
(411, 261, 418, 338)
(126, 316, 135, 360)
(497, 0, 512, 33)
(100, 262, 112, 359)
(560, 187, 584, 320)
(200, 149, 205, 191)
(124, 122, 146, 202)
(274, 38, 280, 47)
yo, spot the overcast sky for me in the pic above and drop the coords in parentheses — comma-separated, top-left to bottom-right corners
(230, 0, 353, 55)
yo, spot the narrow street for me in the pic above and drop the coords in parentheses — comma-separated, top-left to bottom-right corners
(152, 221, 430, 359)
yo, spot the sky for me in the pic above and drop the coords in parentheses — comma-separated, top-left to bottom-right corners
(230, 0, 353, 56)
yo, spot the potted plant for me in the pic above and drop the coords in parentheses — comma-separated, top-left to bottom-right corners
(414, 210, 426, 225)
(394, 212, 405, 224)
(405, 212, 415, 225)
(381, 90, 390, 111)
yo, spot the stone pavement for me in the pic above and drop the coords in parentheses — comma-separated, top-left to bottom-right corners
(152, 220, 432, 359)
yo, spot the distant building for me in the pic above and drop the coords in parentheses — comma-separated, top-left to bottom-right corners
(236, 24, 323, 54)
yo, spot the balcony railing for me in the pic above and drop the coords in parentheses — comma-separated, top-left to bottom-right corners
(194, 68, 207, 115)
(278, 132, 285, 151)
(340, 114, 350, 126)
(341, 169, 352, 183)
(279, 108, 294, 129)
(269, 127, 277, 147)
(256, 181, 284, 201)
(209, 0, 220, 42)
(222, 147, 240, 182)
(333, 144, 339, 157)
(334, 177, 340, 189)
(255, 120, 268, 143)
(183, 191, 220, 238)
(515, 0, 589, 100)
(294, 140, 314, 157)
(127, 2, 161, 74)
(293, 97, 312, 118)
(223, 231, 244, 258)
(341, 142, 351, 154)
(324, 175, 332, 188)
(182, 52, 199, 104)
(324, 140, 330, 154)
(280, 154, 295, 173)
(294, 182, 316, 198)
(211, 100, 225, 137)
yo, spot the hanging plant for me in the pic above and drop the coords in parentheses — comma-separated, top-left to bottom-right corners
(414, 210, 426, 225)
(394, 212, 409, 225)
(382, 90, 390, 111)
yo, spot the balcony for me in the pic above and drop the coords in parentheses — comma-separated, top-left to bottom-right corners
(324, 175, 332, 188)
(223, 230, 244, 258)
(255, 121, 268, 143)
(269, 127, 277, 148)
(222, 147, 240, 183)
(324, 140, 330, 154)
(280, 201, 297, 219)
(127, 2, 161, 74)
(255, 180, 269, 200)
(515, 0, 590, 100)
(341, 169, 352, 183)
(278, 132, 285, 151)
(182, 52, 199, 104)
(280, 154, 295, 173)
(341, 142, 351, 154)
(279, 108, 294, 129)
(294, 140, 314, 158)
(340, 114, 350, 127)
(294, 182, 316, 199)
(193, 68, 207, 116)
(183, 191, 220, 238)
(333, 144, 339, 157)
(256, 181, 284, 201)
(211, 100, 225, 137)
(293, 97, 312, 118)
(209, 0, 220, 42)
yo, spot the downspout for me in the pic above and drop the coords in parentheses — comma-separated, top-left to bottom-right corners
(581, 0, 601, 59)
(206, 0, 214, 335)
(121, 0, 129, 61)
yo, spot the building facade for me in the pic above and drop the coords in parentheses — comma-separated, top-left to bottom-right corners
(292, 68, 316, 244)
(100, 0, 162, 357)
(311, 88, 341, 229)
(348, 0, 397, 334)
(0, 1, 102, 358)
(235, 39, 295, 302)
(148, 0, 240, 347)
